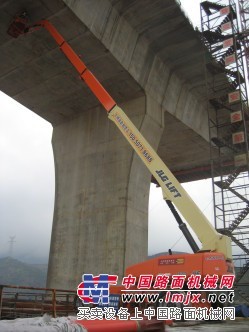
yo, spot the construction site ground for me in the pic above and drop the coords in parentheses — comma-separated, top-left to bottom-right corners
(0, 316, 248, 332)
(172, 319, 249, 331)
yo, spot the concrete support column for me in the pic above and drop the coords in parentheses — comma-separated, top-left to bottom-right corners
(47, 96, 163, 290)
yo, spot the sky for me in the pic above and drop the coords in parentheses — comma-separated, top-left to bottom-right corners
(0, 94, 54, 263)
(0, 0, 214, 264)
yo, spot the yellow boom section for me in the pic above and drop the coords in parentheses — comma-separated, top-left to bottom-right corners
(109, 106, 232, 260)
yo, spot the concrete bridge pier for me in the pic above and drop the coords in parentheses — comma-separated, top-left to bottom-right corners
(47, 95, 164, 289)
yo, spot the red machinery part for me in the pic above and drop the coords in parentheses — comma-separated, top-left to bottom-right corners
(75, 318, 165, 332)
(7, 12, 29, 38)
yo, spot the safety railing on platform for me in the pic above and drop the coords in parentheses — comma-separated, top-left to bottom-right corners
(0, 284, 77, 319)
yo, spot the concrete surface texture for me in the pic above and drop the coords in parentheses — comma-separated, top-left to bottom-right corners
(47, 95, 163, 288)
(0, 0, 214, 288)
(63, 0, 211, 178)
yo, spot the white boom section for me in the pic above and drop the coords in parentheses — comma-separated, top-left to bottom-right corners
(109, 105, 232, 260)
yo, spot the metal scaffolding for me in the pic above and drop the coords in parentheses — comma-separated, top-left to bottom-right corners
(200, 1, 249, 294)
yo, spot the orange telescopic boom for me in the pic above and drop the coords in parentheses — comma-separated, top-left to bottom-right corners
(39, 20, 116, 112)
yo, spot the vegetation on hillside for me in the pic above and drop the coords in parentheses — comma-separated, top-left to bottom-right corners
(0, 257, 47, 287)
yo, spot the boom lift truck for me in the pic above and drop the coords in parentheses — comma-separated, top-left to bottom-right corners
(7, 13, 234, 311)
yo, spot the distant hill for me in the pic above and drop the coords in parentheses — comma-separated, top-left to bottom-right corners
(0, 257, 47, 287)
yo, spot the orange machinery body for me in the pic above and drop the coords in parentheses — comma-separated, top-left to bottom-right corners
(109, 252, 234, 296)
(125, 252, 234, 279)
(108, 252, 234, 315)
